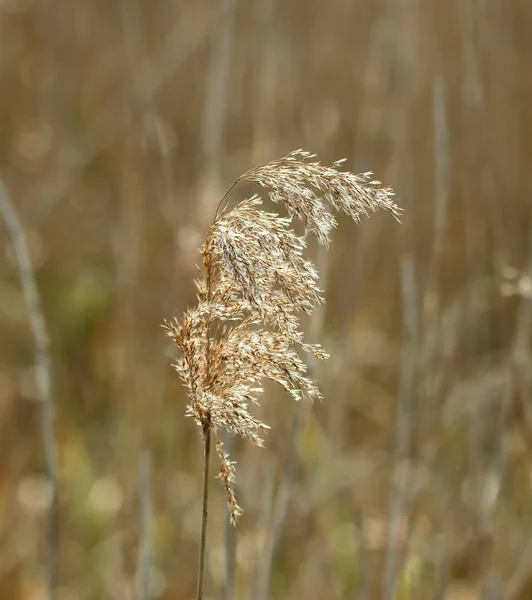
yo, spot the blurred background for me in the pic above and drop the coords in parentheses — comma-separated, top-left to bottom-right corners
(1, 0, 532, 598)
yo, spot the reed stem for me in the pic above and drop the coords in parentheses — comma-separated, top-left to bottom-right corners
(197, 422, 212, 600)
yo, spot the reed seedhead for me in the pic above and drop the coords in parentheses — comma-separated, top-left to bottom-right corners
(164, 150, 400, 524)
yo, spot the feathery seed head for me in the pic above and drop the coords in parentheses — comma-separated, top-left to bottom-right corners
(164, 150, 399, 520)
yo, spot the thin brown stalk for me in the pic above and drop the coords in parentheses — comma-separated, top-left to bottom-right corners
(0, 178, 59, 600)
(138, 450, 153, 600)
(352, 507, 370, 600)
(213, 178, 242, 224)
(250, 0, 277, 164)
(384, 252, 419, 600)
(255, 399, 309, 600)
(197, 423, 212, 600)
(201, 0, 237, 171)
(197, 0, 237, 222)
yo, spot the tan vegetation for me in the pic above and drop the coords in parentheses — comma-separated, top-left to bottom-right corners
(0, 0, 531, 599)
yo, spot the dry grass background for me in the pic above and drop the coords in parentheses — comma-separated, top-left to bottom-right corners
(0, 0, 531, 598)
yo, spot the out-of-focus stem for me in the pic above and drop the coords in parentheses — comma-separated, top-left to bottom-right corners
(0, 179, 59, 600)
(138, 450, 153, 600)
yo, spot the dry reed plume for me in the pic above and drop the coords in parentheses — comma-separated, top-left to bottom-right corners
(163, 150, 399, 599)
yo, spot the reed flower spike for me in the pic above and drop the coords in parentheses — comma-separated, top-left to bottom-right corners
(164, 150, 400, 524)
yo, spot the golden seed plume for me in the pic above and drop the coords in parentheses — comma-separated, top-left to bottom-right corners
(164, 150, 400, 520)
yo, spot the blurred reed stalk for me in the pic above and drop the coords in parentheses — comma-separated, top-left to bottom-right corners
(138, 450, 153, 600)
(164, 151, 399, 599)
(201, 0, 236, 172)
(198, 0, 237, 222)
(0, 179, 59, 600)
